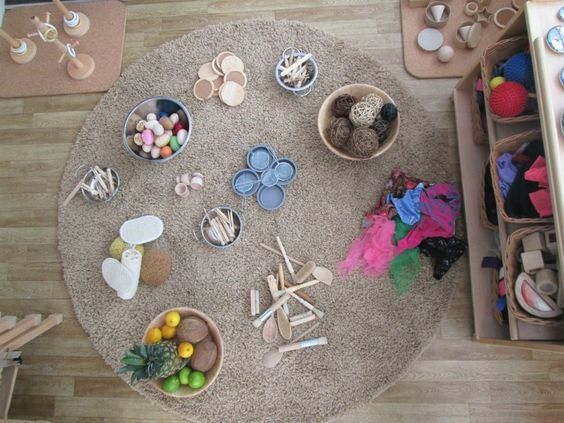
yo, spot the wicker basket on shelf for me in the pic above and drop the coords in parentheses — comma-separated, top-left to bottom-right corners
(490, 129, 552, 224)
(471, 76, 488, 145)
(504, 225, 563, 327)
(480, 159, 497, 230)
(481, 36, 539, 123)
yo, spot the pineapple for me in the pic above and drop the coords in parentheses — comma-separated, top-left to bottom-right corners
(118, 341, 186, 384)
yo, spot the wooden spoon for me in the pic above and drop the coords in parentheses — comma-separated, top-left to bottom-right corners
(260, 243, 334, 286)
(268, 275, 291, 340)
(295, 261, 316, 284)
(262, 314, 278, 343)
(262, 337, 328, 368)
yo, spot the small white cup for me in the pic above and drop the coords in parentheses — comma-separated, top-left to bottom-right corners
(175, 182, 190, 197)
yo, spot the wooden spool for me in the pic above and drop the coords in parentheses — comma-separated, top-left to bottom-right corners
(53, 39, 95, 80)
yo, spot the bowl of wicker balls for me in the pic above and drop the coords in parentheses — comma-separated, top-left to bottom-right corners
(318, 84, 400, 161)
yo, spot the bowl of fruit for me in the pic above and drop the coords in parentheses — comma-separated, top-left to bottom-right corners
(119, 308, 223, 397)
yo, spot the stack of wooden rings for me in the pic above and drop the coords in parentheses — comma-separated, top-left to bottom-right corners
(193, 51, 248, 107)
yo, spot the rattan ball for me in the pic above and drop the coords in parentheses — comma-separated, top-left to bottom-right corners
(370, 119, 390, 140)
(362, 93, 384, 115)
(349, 101, 377, 127)
(332, 94, 356, 117)
(327, 117, 353, 149)
(380, 103, 398, 122)
(348, 127, 380, 158)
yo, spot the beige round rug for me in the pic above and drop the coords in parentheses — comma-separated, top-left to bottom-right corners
(58, 19, 461, 423)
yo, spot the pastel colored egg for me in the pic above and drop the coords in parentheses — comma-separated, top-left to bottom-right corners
(152, 123, 165, 136)
(150, 146, 161, 159)
(141, 129, 154, 145)
(177, 129, 188, 145)
(169, 136, 180, 152)
(160, 116, 174, 130)
(142, 143, 152, 153)
(169, 113, 179, 124)
(157, 111, 168, 119)
(136, 120, 147, 132)
(155, 133, 171, 147)
(139, 150, 151, 159)
(146, 113, 157, 121)
(160, 146, 173, 159)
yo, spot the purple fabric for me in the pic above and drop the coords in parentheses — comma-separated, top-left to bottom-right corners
(496, 153, 518, 199)
(396, 184, 460, 254)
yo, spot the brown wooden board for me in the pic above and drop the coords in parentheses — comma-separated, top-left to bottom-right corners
(400, 0, 520, 79)
(0, 0, 126, 98)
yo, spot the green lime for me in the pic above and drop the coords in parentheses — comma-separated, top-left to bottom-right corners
(178, 367, 191, 385)
(188, 371, 206, 389)
(162, 375, 180, 393)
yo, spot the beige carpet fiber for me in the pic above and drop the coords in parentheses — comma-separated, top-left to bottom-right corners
(57, 19, 461, 423)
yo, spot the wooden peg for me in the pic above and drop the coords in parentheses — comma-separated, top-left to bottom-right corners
(29, 15, 58, 43)
(53, 39, 95, 80)
(0, 28, 37, 64)
(53, 0, 90, 37)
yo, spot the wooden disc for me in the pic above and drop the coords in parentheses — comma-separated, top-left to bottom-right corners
(193, 79, 214, 101)
(198, 62, 218, 81)
(67, 54, 95, 80)
(224, 70, 247, 88)
(221, 55, 244, 74)
(416, 28, 443, 52)
(211, 58, 224, 76)
(216, 51, 234, 67)
(212, 77, 224, 97)
(219, 81, 245, 106)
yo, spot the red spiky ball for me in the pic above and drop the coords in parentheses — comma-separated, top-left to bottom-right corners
(489, 82, 528, 118)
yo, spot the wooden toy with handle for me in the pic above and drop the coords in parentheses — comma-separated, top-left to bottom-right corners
(53, 0, 91, 38)
(0, 28, 37, 64)
(53, 39, 95, 81)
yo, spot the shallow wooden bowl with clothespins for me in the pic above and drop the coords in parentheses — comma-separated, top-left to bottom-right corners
(318, 84, 400, 161)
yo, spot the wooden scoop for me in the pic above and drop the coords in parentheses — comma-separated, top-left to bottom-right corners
(260, 243, 334, 286)
(262, 336, 328, 368)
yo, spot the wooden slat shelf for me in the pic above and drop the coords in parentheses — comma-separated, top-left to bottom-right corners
(453, 0, 564, 351)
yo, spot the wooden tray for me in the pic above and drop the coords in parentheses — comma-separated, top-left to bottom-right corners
(0, 0, 126, 98)
(400, 0, 518, 79)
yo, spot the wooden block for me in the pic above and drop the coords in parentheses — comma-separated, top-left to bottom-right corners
(2, 313, 62, 350)
(521, 250, 544, 274)
(0, 316, 17, 334)
(0, 366, 18, 419)
(522, 231, 546, 252)
(0, 314, 41, 348)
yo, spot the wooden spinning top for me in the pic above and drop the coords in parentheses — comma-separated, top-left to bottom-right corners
(54, 39, 95, 80)
(0, 28, 37, 64)
(53, 0, 90, 38)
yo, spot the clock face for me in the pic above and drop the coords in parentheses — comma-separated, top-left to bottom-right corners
(546, 26, 564, 54)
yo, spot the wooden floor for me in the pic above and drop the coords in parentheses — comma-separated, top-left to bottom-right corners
(2, 0, 564, 422)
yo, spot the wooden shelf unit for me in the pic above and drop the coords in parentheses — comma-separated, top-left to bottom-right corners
(453, 1, 564, 351)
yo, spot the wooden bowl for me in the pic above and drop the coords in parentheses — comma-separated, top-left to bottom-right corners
(318, 84, 400, 161)
(142, 307, 224, 398)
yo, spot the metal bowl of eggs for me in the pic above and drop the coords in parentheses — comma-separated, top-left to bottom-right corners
(200, 207, 243, 249)
(122, 96, 193, 163)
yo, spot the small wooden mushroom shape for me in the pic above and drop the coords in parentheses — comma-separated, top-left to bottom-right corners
(52, 0, 90, 38)
(53, 39, 95, 80)
(0, 28, 37, 64)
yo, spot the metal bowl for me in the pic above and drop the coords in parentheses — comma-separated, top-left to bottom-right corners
(122, 96, 192, 163)
(81, 167, 120, 203)
(275, 50, 318, 97)
(200, 207, 243, 249)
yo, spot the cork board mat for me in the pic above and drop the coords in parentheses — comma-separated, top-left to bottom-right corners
(0, 0, 126, 98)
(400, 0, 519, 79)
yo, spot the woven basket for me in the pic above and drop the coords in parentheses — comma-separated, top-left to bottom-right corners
(480, 36, 539, 123)
(504, 225, 563, 326)
(489, 129, 552, 224)
(471, 76, 488, 145)
(480, 159, 497, 230)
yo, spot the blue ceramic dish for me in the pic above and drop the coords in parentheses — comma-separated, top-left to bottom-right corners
(232, 169, 260, 197)
(246, 144, 275, 172)
(257, 185, 285, 211)
(272, 158, 297, 186)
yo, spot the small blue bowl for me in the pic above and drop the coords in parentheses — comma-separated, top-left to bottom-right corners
(232, 169, 260, 197)
(257, 185, 285, 211)
(247, 144, 275, 173)
(272, 158, 297, 186)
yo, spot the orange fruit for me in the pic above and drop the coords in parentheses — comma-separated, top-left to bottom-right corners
(165, 311, 181, 328)
(177, 342, 194, 358)
(146, 327, 162, 344)
(161, 324, 176, 339)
